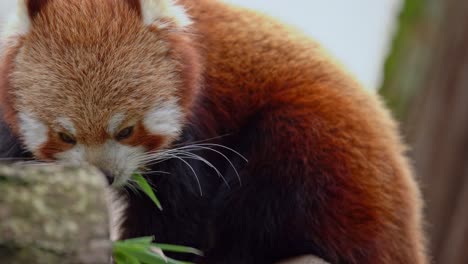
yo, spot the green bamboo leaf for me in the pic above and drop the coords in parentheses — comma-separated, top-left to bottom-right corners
(114, 239, 199, 264)
(154, 244, 203, 256)
(114, 251, 141, 264)
(132, 173, 162, 210)
(113, 251, 128, 264)
(121, 236, 154, 244)
(118, 245, 168, 264)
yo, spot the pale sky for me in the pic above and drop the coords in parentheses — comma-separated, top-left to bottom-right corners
(223, 0, 402, 90)
(0, 0, 401, 90)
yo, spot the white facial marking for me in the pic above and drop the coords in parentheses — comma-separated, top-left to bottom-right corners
(139, 0, 192, 28)
(143, 99, 183, 137)
(107, 113, 126, 135)
(1, 0, 31, 49)
(54, 144, 86, 164)
(54, 140, 145, 186)
(18, 112, 48, 152)
(57, 117, 76, 135)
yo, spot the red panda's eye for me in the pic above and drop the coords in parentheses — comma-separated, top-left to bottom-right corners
(116, 126, 134, 141)
(58, 132, 77, 145)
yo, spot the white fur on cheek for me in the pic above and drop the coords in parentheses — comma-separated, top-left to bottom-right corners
(54, 144, 86, 164)
(18, 112, 48, 152)
(139, 0, 191, 28)
(143, 99, 183, 137)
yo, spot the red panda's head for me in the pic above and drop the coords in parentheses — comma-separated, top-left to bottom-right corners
(0, 0, 201, 185)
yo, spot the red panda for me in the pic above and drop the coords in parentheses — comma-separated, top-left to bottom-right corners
(0, 0, 427, 263)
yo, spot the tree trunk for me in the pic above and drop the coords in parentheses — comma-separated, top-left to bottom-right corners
(381, 0, 468, 263)
(0, 164, 111, 264)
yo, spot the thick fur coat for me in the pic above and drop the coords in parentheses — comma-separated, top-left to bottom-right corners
(0, 0, 427, 263)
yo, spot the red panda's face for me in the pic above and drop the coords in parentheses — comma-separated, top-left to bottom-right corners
(0, 0, 200, 185)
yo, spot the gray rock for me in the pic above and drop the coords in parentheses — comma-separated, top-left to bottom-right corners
(0, 164, 111, 264)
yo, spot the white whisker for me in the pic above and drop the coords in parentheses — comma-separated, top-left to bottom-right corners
(125, 179, 144, 198)
(173, 150, 230, 188)
(164, 153, 203, 196)
(133, 141, 249, 194)
(141, 170, 171, 175)
(194, 143, 248, 162)
(171, 133, 233, 147)
(178, 145, 242, 186)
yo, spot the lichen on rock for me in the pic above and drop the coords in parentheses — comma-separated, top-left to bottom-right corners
(0, 164, 111, 264)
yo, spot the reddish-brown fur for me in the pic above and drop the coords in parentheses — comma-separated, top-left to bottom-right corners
(39, 129, 75, 160)
(185, 1, 426, 262)
(0, 42, 22, 133)
(27, 0, 51, 18)
(0, 0, 427, 263)
(124, 122, 165, 150)
(1, 0, 197, 157)
(124, 0, 143, 16)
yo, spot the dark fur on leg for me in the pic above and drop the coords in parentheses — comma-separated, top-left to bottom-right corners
(118, 119, 324, 263)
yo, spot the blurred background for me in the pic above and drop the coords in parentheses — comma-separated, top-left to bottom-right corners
(1, 0, 467, 263)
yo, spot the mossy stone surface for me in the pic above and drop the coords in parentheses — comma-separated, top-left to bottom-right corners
(0, 164, 111, 264)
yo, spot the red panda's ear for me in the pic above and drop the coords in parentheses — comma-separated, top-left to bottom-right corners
(128, 0, 191, 28)
(26, 0, 51, 19)
(1, 0, 50, 41)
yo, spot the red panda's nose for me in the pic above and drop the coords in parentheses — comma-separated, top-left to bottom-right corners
(100, 169, 115, 185)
